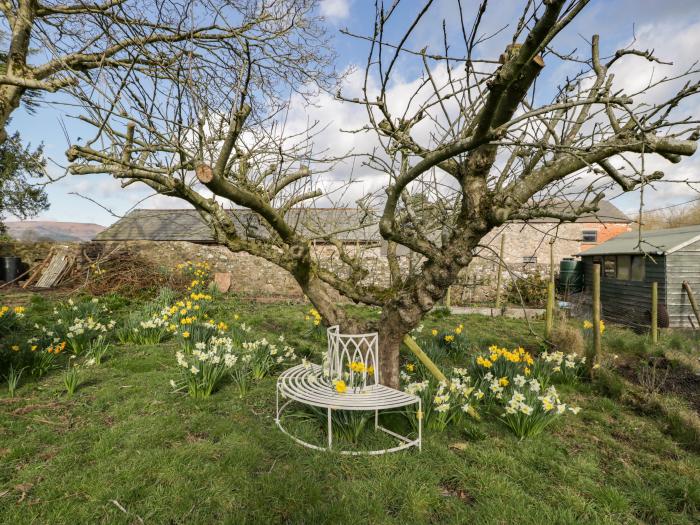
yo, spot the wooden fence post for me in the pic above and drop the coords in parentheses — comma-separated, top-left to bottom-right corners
(682, 281, 700, 326)
(445, 286, 451, 309)
(545, 281, 555, 340)
(589, 263, 601, 377)
(495, 234, 505, 309)
(651, 281, 658, 345)
(545, 241, 555, 339)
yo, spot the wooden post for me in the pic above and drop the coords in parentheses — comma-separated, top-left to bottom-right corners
(545, 281, 555, 340)
(682, 281, 700, 326)
(495, 234, 505, 309)
(545, 241, 555, 339)
(589, 263, 601, 377)
(549, 240, 555, 283)
(651, 281, 658, 345)
(403, 335, 480, 420)
(445, 286, 451, 309)
(403, 335, 447, 382)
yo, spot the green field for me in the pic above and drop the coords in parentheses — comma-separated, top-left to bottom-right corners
(1, 293, 699, 524)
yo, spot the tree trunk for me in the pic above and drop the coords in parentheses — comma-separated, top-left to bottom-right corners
(376, 313, 407, 388)
(0, 86, 24, 144)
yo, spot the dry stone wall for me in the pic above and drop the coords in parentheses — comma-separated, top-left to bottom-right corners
(6, 219, 629, 304)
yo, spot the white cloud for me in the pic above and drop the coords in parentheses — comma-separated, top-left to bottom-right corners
(320, 0, 350, 21)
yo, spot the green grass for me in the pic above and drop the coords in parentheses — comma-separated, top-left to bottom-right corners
(0, 296, 699, 524)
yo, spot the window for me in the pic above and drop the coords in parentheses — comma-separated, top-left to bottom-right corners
(631, 256, 645, 281)
(603, 256, 616, 278)
(523, 256, 537, 265)
(582, 230, 598, 243)
(617, 255, 631, 280)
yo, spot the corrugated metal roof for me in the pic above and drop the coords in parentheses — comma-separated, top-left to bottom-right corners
(95, 208, 381, 243)
(579, 224, 700, 256)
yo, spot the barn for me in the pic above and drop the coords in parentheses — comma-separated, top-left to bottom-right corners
(579, 225, 700, 328)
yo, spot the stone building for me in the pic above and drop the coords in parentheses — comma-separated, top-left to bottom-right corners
(94, 203, 631, 303)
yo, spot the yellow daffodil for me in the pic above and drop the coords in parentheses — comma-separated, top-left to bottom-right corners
(334, 380, 347, 393)
(431, 329, 438, 337)
(182, 331, 190, 338)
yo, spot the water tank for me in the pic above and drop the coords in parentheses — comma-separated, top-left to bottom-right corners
(1, 256, 21, 283)
(558, 258, 583, 293)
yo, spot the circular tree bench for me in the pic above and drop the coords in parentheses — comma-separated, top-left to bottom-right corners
(275, 326, 422, 455)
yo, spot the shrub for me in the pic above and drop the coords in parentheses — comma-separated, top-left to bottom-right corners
(549, 323, 585, 356)
(506, 273, 549, 307)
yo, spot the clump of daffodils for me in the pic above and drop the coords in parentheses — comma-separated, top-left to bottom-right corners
(473, 344, 535, 380)
(65, 316, 116, 354)
(499, 382, 580, 439)
(583, 319, 605, 333)
(401, 365, 482, 432)
(177, 261, 212, 292)
(470, 343, 581, 438)
(0, 305, 26, 332)
(427, 323, 467, 354)
(171, 336, 238, 398)
(538, 350, 586, 383)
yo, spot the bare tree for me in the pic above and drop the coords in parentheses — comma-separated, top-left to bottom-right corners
(66, 0, 700, 388)
(0, 0, 334, 143)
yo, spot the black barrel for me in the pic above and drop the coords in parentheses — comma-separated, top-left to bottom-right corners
(1, 256, 21, 282)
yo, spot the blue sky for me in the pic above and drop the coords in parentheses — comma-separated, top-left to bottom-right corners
(8, 0, 700, 226)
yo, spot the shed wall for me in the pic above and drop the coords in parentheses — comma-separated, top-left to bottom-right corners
(582, 255, 666, 329)
(665, 239, 700, 328)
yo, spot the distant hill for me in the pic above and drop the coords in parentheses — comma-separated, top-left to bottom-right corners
(4, 221, 106, 242)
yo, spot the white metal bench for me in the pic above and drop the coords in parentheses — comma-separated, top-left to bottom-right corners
(275, 326, 422, 455)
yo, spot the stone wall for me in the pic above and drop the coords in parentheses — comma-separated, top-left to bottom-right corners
(5, 220, 629, 304)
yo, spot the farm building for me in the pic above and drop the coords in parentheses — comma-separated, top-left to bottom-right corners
(93, 202, 632, 303)
(579, 224, 700, 328)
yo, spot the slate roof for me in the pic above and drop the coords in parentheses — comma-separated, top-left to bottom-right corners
(95, 200, 630, 243)
(579, 224, 700, 256)
(95, 208, 380, 243)
(532, 200, 630, 223)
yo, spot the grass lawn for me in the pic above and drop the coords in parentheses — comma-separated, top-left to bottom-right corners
(1, 295, 699, 524)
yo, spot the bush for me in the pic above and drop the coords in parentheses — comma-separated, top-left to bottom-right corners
(549, 323, 585, 355)
(506, 273, 549, 307)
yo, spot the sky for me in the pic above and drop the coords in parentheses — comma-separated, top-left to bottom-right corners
(8, 0, 700, 226)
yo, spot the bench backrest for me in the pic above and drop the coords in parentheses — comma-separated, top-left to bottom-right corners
(327, 326, 379, 388)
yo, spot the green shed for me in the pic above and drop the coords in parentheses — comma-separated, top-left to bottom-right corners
(579, 225, 700, 329)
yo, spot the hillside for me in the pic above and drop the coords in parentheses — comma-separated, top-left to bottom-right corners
(4, 221, 106, 242)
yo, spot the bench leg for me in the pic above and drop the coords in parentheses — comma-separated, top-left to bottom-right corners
(418, 399, 422, 452)
(327, 408, 333, 450)
(374, 409, 379, 430)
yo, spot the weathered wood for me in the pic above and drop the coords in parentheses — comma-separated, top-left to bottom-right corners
(545, 281, 555, 340)
(494, 234, 505, 309)
(651, 281, 658, 344)
(403, 335, 446, 382)
(682, 281, 700, 327)
(21, 247, 54, 288)
(36, 250, 71, 288)
(590, 263, 601, 377)
(545, 241, 555, 339)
